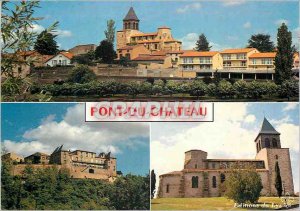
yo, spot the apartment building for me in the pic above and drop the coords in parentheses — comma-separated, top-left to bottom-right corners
(248, 52, 276, 70)
(179, 51, 222, 71)
(220, 48, 259, 70)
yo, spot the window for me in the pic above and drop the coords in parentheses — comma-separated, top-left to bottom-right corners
(212, 176, 217, 188)
(192, 176, 199, 188)
(241, 61, 246, 66)
(52, 60, 57, 66)
(265, 138, 270, 148)
(252, 59, 257, 64)
(166, 184, 169, 193)
(212, 163, 216, 169)
(220, 173, 226, 183)
(275, 155, 279, 159)
(183, 58, 193, 64)
(272, 139, 278, 148)
(89, 169, 94, 174)
(62, 60, 67, 66)
(195, 164, 198, 169)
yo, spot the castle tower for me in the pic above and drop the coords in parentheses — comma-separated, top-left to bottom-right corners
(123, 7, 139, 30)
(255, 118, 294, 196)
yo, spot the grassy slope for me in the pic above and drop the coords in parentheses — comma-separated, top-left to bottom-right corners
(151, 197, 299, 210)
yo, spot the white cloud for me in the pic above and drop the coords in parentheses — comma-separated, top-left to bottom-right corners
(222, 0, 246, 7)
(151, 103, 299, 194)
(31, 24, 45, 33)
(3, 104, 149, 157)
(243, 21, 252, 29)
(179, 33, 198, 50)
(245, 114, 256, 123)
(51, 29, 72, 38)
(283, 103, 298, 111)
(176, 3, 201, 14)
(275, 19, 289, 26)
(179, 33, 230, 51)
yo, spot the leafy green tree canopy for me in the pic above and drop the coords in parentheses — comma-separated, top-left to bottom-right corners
(105, 19, 116, 44)
(274, 23, 295, 84)
(195, 33, 212, 51)
(34, 30, 59, 55)
(95, 40, 117, 64)
(67, 65, 96, 84)
(247, 33, 275, 52)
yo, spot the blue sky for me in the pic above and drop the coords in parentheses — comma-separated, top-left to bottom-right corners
(151, 102, 299, 192)
(1, 103, 150, 176)
(26, 0, 299, 50)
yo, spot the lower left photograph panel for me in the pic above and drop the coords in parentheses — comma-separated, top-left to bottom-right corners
(1, 103, 150, 210)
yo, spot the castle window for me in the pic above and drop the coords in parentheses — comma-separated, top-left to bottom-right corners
(192, 176, 199, 188)
(166, 184, 169, 193)
(272, 139, 278, 148)
(212, 176, 217, 188)
(195, 164, 197, 169)
(212, 163, 216, 169)
(265, 138, 270, 148)
(89, 169, 94, 174)
(275, 155, 279, 160)
(220, 173, 226, 183)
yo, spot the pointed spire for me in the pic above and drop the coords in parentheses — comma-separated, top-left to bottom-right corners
(123, 7, 139, 21)
(259, 117, 280, 134)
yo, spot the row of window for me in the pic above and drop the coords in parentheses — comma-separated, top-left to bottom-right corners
(251, 59, 273, 65)
(222, 54, 247, 60)
(165, 174, 226, 193)
(182, 58, 212, 64)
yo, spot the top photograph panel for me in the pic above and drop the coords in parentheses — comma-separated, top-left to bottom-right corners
(1, 0, 299, 102)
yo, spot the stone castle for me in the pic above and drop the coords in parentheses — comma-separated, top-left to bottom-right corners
(158, 118, 294, 197)
(2, 145, 118, 182)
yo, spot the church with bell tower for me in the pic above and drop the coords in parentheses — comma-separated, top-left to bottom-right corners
(157, 117, 294, 198)
(116, 7, 182, 56)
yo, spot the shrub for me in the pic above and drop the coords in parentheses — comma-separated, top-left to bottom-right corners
(278, 80, 299, 100)
(246, 81, 267, 99)
(164, 81, 178, 96)
(233, 80, 248, 98)
(125, 81, 140, 97)
(67, 65, 96, 84)
(217, 80, 234, 98)
(189, 80, 207, 99)
(153, 79, 165, 87)
(225, 166, 263, 203)
(140, 82, 152, 96)
(206, 83, 217, 97)
(263, 81, 278, 98)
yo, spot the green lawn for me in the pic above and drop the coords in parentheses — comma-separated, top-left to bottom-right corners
(151, 197, 299, 210)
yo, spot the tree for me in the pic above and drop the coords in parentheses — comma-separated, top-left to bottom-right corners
(246, 81, 267, 99)
(247, 34, 275, 52)
(151, 170, 156, 199)
(274, 161, 283, 197)
(217, 80, 234, 98)
(34, 30, 59, 55)
(1, 1, 58, 101)
(140, 82, 152, 96)
(95, 40, 117, 64)
(233, 80, 248, 98)
(189, 80, 207, 99)
(105, 19, 116, 44)
(71, 51, 95, 65)
(274, 23, 295, 84)
(278, 80, 299, 101)
(225, 165, 263, 203)
(195, 33, 211, 51)
(67, 65, 96, 84)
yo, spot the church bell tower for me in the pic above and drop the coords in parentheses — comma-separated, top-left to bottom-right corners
(255, 117, 294, 196)
(123, 7, 139, 30)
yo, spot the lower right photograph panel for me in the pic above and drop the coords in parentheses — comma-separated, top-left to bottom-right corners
(151, 102, 299, 210)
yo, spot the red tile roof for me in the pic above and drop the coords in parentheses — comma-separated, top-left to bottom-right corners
(60, 51, 73, 59)
(220, 48, 257, 54)
(180, 51, 219, 57)
(249, 52, 276, 58)
(131, 33, 158, 37)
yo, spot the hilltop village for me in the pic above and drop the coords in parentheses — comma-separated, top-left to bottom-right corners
(6, 7, 299, 81)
